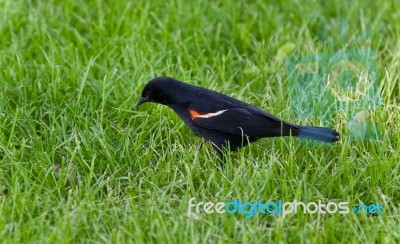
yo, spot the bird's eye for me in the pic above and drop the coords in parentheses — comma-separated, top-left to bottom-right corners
(146, 92, 151, 97)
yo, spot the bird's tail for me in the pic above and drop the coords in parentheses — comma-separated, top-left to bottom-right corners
(297, 126, 340, 143)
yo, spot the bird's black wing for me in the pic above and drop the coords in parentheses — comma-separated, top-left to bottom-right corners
(189, 107, 293, 138)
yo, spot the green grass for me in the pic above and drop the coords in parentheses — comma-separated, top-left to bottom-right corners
(0, 0, 399, 242)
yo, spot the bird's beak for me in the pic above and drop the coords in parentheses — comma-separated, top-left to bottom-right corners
(135, 96, 148, 108)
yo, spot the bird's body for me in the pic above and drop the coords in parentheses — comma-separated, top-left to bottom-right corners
(137, 77, 339, 151)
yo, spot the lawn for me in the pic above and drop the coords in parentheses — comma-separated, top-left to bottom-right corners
(0, 0, 399, 243)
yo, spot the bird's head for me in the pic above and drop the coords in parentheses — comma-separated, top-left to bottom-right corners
(136, 76, 183, 107)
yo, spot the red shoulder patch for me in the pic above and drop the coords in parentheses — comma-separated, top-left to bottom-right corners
(188, 109, 203, 119)
(188, 108, 228, 119)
